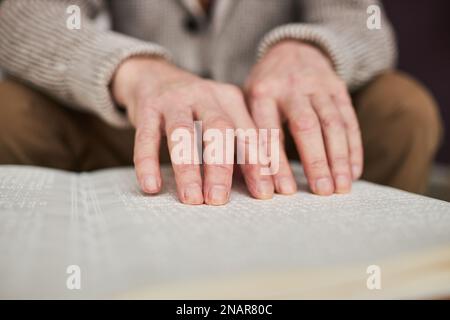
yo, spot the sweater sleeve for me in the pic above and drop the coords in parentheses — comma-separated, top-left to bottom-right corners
(257, 0, 397, 91)
(0, 0, 171, 126)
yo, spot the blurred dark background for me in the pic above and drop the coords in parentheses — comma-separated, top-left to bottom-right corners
(383, 0, 450, 163)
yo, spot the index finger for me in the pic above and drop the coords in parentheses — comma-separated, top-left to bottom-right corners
(133, 106, 163, 194)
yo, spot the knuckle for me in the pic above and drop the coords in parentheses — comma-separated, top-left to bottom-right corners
(134, 155, 158, 167)
(194, 81, 214, 94)
(345, 120, 361, 133)
(235, 129, 258, 145)
(335, 95, 352, 109)
(207, 163, 233, 175)
(153, 92, 173, 105)
(167, 121, 194, 135)
(135, 127, 160, 144)
(208, 115, 233, 131)
(222, 84, 243, 99)
(137, 97, 162, 114)
(308, 158, 329, 171)
(249, 82, 271, 99)
(289, 115, 320, 134)
(138, 97, 153, 109)
(221, 85, 246, 108)
(174, 163, 198, 176)
(321, 114, 344, 131)
(330, 155, 350, 167)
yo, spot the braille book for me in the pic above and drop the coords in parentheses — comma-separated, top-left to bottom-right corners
(1, 164, 449, 299)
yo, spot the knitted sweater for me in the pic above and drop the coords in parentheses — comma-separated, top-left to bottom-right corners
(0, 0, 397, 126)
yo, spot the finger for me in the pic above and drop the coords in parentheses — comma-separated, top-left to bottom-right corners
(222, 88, 274, 199)
(250, 97, 296, 194)
(311, 94, 352, 193)
(194, 102, 234, 205)
(164, 105, 203, 205)
(282, 93, 334, 195)
(133, 107, 162, 194)
(333, 90, 364, 180)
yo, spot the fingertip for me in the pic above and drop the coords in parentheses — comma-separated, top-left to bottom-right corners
(141, 175, 161, 194)
(334, 174, 351, 194)
(181, 183, 204, 205)
(241, 165, 275, 200)
(205, 185, 230, 206)
(254, 180, 275, 199)
(313, 177, 334, 196)
(275, 177, 297, 195)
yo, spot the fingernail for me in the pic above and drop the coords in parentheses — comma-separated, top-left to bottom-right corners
(144, 176, 159, 193)
(352, 165, 361, 179)
(257, 180, 274, 199)
(183, 184, 203, 204)
(276, 178, 296, 194)
(335, 174, 351, 193)
(208, 185, 229, 205)
(315, 177, 333, 195)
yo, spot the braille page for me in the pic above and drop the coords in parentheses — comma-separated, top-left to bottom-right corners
(0, 164, 449, 299)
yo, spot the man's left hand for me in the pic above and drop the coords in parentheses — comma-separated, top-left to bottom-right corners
(245, 40, 363, 195)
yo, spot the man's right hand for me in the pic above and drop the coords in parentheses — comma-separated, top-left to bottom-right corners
(112, 57, 275, 205)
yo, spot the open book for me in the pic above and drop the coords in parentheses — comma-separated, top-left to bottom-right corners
(0, 164, 449, 299)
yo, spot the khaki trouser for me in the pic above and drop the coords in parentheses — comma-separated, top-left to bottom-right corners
(0, 72, 443, 194)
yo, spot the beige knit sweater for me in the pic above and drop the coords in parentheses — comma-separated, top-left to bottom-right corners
(0, 0, 397, 127)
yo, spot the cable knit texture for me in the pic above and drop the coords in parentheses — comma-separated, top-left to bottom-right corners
(0, 0, 397, 127)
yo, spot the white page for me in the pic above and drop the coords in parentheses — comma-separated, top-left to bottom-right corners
(0, 164, 449, 298)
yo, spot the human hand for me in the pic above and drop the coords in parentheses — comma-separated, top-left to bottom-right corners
(245, 41, 363, 195)
(112, 57, 274, 205)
